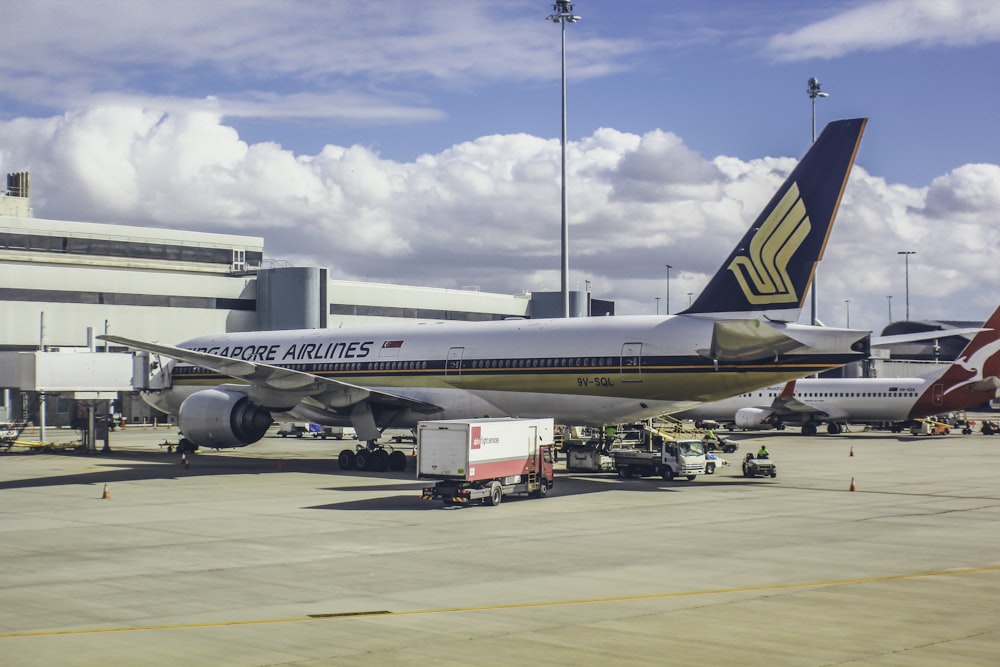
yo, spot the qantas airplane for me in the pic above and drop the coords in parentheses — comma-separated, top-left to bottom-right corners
(101, 118, 870, 458)
(678, 304, 1000, 435)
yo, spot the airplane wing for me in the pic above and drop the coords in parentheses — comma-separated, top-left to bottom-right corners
(99, 335, 443, 415)
(767, 381, 847, 421)
(872, 328, 988, 347)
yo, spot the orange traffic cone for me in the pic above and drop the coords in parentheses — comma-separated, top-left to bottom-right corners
(850, 447, 854, 457)
(101, 483, 110, 499)
(849, 477, 856, 492)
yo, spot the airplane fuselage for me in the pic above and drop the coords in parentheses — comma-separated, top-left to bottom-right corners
(680, 377, 934, 425)
(154, 314, 866, 428)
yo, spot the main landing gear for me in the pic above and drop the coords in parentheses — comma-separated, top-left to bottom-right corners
(337, 442, 408, 472)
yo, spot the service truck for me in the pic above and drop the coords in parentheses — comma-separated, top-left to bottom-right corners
(611, 437, 707, 481)
(418, 418, 554, 506)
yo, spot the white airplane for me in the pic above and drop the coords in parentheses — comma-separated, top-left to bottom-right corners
(102, 118, 870, 465)
(678, 304, 1000, 435)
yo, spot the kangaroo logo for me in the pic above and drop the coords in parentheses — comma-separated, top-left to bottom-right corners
(727, 182, 810, 305)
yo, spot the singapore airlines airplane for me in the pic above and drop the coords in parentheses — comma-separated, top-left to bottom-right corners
(678, 304, 1000, 435)
(101, 118, 869, 458)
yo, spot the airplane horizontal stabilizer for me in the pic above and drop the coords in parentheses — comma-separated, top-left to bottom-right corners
(700, 319, 804, 362)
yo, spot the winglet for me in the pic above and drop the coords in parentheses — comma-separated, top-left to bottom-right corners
(683, 118, 867, 319)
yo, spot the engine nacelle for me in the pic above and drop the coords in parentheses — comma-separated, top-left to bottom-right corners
(734, 407, 778, 430)
(178, 388, 273, 448)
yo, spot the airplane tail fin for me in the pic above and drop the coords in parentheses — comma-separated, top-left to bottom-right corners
(682, 118, 867, 319)
(911, 304, 1000, 415)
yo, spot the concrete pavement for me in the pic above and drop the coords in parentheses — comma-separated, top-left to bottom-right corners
(2, 422, 1000, 665)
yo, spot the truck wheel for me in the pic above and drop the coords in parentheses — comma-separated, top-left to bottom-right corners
(280, 432, 288, 438)
(770, 471, 777, 478)
(705, 463, 716, 475)
(686, 475, 697, 481)
(617, 466, 634, 479)
(486, 483, 503, 506)
(661, 468, 674, 481)
(337, 449, 356, 470)
(533, 481, 549, 498)
(388, 451, 407, 472)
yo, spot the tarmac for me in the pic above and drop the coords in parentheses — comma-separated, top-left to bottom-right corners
(2, 419, 1000, 666)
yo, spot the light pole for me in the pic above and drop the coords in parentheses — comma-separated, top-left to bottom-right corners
(898, 251, 915, 320)
(886, 295, 893, 322)
(807, 77, 828, 325)
(665, 264, 672, 315)
(548, 1, 580, 318)
(844, 299, 851, 328)
(807, 77, 829, 143)
(654, 297, 660, 315)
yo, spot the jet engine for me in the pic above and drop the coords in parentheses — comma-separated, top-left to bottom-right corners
(734, 407, 779, 430)
(178, 388, 273, 448)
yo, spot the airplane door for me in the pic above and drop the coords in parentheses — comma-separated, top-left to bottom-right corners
(446, 347, 465, 382)
(932, 383, 944, 406)
(620, 342, 643, 383)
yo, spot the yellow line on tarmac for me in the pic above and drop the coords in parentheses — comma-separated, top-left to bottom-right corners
(4, 564, 1000, 639)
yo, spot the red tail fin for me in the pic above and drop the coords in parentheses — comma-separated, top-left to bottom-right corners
(910, 305, 1000, 416)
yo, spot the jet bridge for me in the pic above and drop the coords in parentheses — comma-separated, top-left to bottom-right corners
(0, 350, 134, 452)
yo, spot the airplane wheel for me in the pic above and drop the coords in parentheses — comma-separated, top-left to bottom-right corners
(371, 449, 389, 472)
(337, 449, 355, 470)
(354, 450, 371, 470)
(802, 423, 817, 436)
(388, 451, 407, 471)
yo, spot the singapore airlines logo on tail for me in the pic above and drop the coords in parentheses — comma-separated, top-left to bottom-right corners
(727, 182, 811, 305)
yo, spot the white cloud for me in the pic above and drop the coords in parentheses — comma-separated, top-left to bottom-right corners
(768, 0, 1000, 61)
(0, 1, 640, 124)
(2, 106, 999, 331)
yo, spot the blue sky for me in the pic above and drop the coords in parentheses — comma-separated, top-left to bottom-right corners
(1, 0, 999, 332)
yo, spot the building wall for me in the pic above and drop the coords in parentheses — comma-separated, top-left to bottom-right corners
(1, 212, 263, 347)
(327, 280, 531, 327)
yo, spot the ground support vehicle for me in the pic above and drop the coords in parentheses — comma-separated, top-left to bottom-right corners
(277, 422, 309, 438)
(910, 418, 952, 436)
(704, 452, 729, 474)
(742, 453, 777, 478)
(703, 434, 739, 454)
(611, 436, 707, 481)
(564, 444, 614, 472)
(418, 418, 554, 506)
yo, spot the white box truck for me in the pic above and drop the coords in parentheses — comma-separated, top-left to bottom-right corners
(418, 418, 555, 506)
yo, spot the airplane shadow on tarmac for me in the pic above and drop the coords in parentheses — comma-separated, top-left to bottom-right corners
(0, 448, 779, 511)
(0, 448, 355, 491)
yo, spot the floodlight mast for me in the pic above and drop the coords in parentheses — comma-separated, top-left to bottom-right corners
(548, 1, 580, 318)
(806, 77, 829, 326)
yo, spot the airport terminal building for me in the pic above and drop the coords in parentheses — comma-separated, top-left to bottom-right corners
(0, 174, 609, 425)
